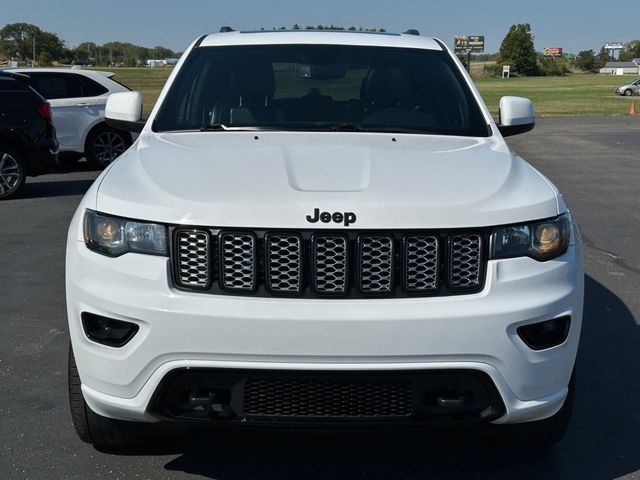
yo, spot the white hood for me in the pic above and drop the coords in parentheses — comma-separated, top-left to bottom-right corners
(96, 131, 559, 229)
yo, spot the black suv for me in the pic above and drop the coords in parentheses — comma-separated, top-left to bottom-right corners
(0, 71, 58, 199)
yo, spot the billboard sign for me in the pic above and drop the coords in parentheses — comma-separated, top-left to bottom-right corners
(603, 42, 624, 50)
(454, 35, 485, 53)
(543, 47, 563, 58)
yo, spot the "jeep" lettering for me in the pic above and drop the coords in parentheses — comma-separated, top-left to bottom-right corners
(306, 208, 357, 227)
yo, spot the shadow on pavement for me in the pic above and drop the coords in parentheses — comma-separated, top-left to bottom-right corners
(16, 161, 100, 199)
(95, 275, 638, 479)
(20, 179, 97, 199)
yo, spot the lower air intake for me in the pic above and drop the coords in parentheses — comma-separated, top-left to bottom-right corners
(243, 378, 413, 418)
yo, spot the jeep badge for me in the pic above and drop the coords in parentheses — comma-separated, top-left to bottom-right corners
(306, 208, 357, 227)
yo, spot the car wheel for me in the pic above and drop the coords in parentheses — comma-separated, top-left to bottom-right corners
(496, 369, 575, 450)
(68, 344, 146, 448)
(85, 126, 131, 169)
(0, 146, 27, 200)
(624, 89, 633, 96)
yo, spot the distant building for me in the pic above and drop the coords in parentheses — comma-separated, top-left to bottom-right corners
(145, 59, 165, 68)
(599, 61, 639, 75)
(145, 58, 179, 68)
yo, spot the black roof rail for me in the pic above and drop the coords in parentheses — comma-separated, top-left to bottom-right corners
(403, 29, 420, 36)
(220, 26, 234, 33)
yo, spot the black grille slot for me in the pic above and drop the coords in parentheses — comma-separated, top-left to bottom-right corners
(219, 232, 257, 292)
(266, 233, 302, 294)
(243, 378, 412, 418)
(358, 235, 394, 293)
(449, 234, 483, 290)
(404, 235, 439, 292)
(313, 235, 349, 295)
(175, 230, 210, 288)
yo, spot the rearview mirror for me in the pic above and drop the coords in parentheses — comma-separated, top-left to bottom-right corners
(497, 96, 535, 137)
(105, 91, 145, 133)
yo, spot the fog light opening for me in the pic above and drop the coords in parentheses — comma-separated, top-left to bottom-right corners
(517, 316, 571, 351)
(81, 312, 139, 347)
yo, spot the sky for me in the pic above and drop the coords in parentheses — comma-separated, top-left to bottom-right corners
(1, 0, 637, 54)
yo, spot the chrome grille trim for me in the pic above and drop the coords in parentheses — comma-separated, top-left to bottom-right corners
(219, 232, 257, 292)
(313, 234, 349, 295)
(358, 235, 394, 293)
(266, 233, 303, 294)
(175, 229, 211, 288)
(449, 234, 483, 290)
(404, 235, 439, 292)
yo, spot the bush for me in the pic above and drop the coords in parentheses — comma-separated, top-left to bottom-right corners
(37, 51, 52, 66)
(538, 57, 571, 76)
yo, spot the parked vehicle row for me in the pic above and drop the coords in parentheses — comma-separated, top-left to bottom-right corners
(0, 71, 58, 199)
(0, 68, 133, 199)
(615, 78, 640, 96)
(10, 68, 133, 168)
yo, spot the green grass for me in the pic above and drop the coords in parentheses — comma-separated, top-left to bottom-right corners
(100, 68, 638, 117)
(475, 75, 637, 117)
(103, 68, 173, 114)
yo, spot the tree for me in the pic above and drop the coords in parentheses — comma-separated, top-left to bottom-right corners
(37, 51, 52, 66)
(497, 23, 539, 76)
(619, 39, 640, 61)
(0, 23, 40, 59)
(37, 31, 65, 60)
(0, 23, 64, 61)
(575, 49, 598, 73)
(149, 46, 174, 59)
(596, 47, 612, 70)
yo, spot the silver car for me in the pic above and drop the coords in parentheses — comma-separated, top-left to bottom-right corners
(616, 78, 640, 96)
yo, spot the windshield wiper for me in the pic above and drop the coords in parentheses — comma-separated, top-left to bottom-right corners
(327, 123, 367, 132)
(200, 123, 230, 131)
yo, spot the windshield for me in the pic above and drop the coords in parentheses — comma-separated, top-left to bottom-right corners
(153, 44, 490, 137)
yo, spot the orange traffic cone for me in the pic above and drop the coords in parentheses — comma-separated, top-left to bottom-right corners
(630, 99, 637, 116)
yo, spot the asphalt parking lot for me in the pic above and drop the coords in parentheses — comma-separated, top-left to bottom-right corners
(1, 116, 640, 479)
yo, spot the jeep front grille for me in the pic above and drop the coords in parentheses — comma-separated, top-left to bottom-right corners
(404, 235, 439, 292)
(172, 229, 485, 298)
(175, 230, 210, 289)
(220, 232, 257, 292)
(313, 235, 349, 294)
(449, 234, 483, 290)
(358, 235, 394, 293)
(266, 233, 303, 293)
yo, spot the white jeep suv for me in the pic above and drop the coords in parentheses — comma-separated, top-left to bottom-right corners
(11, 68, 132, 168)
(66, 29, 583, 448)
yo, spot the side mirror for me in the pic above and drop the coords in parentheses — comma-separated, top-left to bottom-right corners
(105, 91, 145, 133)
(497, 96, 535, 137)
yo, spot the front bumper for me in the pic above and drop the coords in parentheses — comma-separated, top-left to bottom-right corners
(66, 237, 583, 426)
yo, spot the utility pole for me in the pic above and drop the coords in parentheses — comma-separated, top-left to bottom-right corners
(32, 35, 36, 66)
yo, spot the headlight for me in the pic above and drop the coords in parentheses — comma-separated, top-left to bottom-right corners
(490, 215, 570, 261)
(83, 210, 167, 257)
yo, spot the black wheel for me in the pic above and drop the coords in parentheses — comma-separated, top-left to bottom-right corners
(497, 369, 575, 449)
(68, 344, 146, 447)
(85, 126, 131, 169)
(624, 89, 633, 96)
(0, 145, 27, 200)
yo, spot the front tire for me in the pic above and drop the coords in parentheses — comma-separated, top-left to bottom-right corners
(85, 126, 131, 169)
(497, 369, 575, 449)
(68, 344, 145, 447)
(0, 146, 27, 200)
(624, 89, 633, 96)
